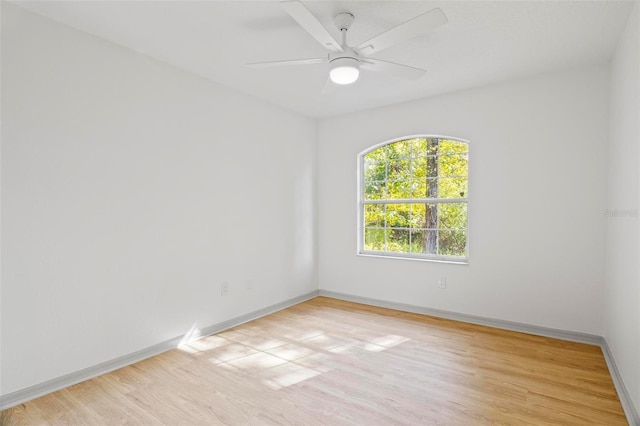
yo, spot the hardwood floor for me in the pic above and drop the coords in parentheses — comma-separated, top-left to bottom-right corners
(1, 297, 627, 425)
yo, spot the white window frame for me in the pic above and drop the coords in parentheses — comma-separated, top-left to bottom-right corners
(357, 135, 469, 264)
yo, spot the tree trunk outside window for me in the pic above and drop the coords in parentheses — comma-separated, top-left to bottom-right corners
(424, 138, 438, 254)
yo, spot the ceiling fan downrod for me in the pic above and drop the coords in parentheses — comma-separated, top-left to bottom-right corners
(334, 12, 354, 47)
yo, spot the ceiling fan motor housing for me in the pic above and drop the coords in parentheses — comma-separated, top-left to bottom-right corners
(328, 46, 360, 85)
(328, 46, 359, 63)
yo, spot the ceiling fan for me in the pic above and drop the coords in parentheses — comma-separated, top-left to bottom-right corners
(247, 1, 448, 91)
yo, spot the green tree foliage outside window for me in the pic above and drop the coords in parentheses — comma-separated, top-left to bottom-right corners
(361, 137, 468, 260)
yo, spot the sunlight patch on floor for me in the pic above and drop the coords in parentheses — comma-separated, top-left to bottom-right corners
(363, 343, 388, 352)
(369, 334, 410, 348)
(226, 352, 288, 372)
(266, 344, 316, 361)
(175, 319, 410, 395)
(260, 362, 322, 390)
(284, 328, 325, 341)
(302, 333, 352, 351)
(207, 343, 258, 364)
(295, 353, 335, 373)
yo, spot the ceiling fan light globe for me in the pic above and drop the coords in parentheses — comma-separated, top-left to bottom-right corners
(330, 66, 359, 84)
(329, 57, 360, 85)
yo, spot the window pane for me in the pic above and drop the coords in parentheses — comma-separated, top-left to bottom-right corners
(386, 228, 409, 253)
(364, 204, 384, 227)
(411, 156, 426, 178)
(409, 203, 437, 229)
(410, 178, 435, 199)
(409, 203, 426, 229)
(387, 158, 410, 182)
(410, 228, 438, 255)
(423, 229, 439, 255)
(364, 159, 386, 182)
(438, 177, 468, 199)
(364, 145, 387, 162)
(427, 178, 441, 198)
(364, 228, 387, 251)
(411, 138, 427, 155)
(439, 139, 468, 155)
(388, 140, 411, 159)
(425, 156, 439, 178)
(364, 180, 386, 200)
(426, 139, 439, 156)
(438, 203, 467, 230)
(385, 204, 410, 228)
(410, 179, 425, 199)
(387, 179, 411, 199)
(439, 153, 468, 178)
(438, 230, 467, 256)
(424, 203, 438, 255)
(410, 229, 425, 253)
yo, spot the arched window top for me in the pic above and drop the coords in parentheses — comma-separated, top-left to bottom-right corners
(358, 136, 469, 263)
(360, 134, 469, 159)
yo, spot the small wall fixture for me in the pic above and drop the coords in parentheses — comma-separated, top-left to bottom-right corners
(329, 56, 360, 85)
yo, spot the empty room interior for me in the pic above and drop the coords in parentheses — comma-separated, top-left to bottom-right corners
(1, 0, 639, 424)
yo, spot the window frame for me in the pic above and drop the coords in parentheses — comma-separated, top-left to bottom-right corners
(357, 135, 470, 264)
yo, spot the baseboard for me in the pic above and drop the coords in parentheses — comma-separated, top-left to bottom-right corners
(318, 290, 602, 344)
(601, 339, 640, 426)
(319, 289, 639, 426)
(0, 290, 319, 411)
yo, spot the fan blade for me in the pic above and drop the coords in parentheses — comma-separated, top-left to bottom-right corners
(321, 78, 337, 95)
(356, 8, 447, 56)
(361, 59, 426, 80)
(280, 1, 343, 53)
(246, 58, 325, 68)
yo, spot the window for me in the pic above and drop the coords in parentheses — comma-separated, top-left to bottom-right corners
(358, 136, 469, 263)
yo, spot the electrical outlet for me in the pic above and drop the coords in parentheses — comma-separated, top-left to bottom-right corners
(438, 277, 447, 289)
(221, 281, 229, 296)
(246, 279, 254, 290)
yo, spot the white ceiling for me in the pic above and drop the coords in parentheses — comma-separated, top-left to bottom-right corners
(12, 1, 635, 118)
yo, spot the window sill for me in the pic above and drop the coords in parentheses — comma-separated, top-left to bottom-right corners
(358, 251, 468, 265)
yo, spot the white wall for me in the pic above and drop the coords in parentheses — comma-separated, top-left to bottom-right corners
(1, 3, 316, 396)
(605, 3, 640, 415)
(318, 65, 610, 335)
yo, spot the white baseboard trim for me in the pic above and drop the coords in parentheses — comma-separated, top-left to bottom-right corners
(0, 290, 319, 411)
(601, 339, 640, 426)
(318, 290, 601, 344)
(319, 290, 639, 426)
